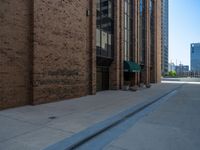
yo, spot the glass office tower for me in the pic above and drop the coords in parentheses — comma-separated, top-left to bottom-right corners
(191, 43, 200, 72)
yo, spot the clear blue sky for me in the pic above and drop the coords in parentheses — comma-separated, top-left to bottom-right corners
(169, 0, 200, 68)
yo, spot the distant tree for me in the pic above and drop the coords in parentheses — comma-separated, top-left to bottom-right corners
(168, 71, 177, 77)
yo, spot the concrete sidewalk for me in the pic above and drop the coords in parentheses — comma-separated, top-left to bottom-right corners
(0, 83, 180, 150)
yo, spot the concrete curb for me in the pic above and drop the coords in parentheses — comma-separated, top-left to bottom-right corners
(44, 86, 182, 150)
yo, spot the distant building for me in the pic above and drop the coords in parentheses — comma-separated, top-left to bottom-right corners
(168, 62, 175, 72)
(161, 0, 169, 75)
(175, 64, 189, 73)
(191, 43, 200, 72)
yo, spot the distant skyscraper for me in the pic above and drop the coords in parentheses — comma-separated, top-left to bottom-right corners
(161, 0, 168, 75)
(191, 43, 200, 72)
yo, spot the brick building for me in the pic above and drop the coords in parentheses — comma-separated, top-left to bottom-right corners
(0, 0, 161, 109)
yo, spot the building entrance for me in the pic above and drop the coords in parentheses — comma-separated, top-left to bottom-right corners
(96, 67, 109, 91)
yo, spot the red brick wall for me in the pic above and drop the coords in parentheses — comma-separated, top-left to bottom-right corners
(0, 0, 94, 108)
(0, 0, 161, 109)
(0, 0, 33, 109)
(33, 0, 92, 104)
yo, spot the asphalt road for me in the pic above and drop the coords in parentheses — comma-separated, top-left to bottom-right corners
(104, 83, 200, 150)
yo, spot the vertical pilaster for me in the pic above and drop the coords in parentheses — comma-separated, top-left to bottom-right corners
(110, 0, 121, 89)
(120, 0, 124, 88)
(133, 0, 139, 85)
(89, 0, 96, 94)
(153, 0, 161, 83)
(144, 0, 151, 85)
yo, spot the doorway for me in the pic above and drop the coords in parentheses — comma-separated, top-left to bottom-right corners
(96, 67, 109, 91)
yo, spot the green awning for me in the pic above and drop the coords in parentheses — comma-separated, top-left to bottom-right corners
(124, 61, 141, 72)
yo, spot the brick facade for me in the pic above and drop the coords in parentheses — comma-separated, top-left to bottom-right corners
(0, 0, 161, 109)
(32, 0, 92, 104)
(0, 0, 33, 109)
(152, 0, 162, 83)
(0, 0, 93, 109)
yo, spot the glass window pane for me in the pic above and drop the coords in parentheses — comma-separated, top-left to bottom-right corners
(96, 29, 101, 47)
(101, 31, 107, 50)
(96, 0, 114, 58)
(125, 29, 127, 42)
(125, 1, 128, 14)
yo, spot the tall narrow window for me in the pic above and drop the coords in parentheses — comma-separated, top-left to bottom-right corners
(96, 0, 114, 59)
(139, 0, 145, 64)
(150, 0, 154, 67)
(124, 0, 133, 61)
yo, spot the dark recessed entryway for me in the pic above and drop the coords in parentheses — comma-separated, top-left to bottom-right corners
(96, 67, 109, 91)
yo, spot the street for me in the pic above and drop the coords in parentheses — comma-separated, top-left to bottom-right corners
(0, 82, 200, 150)
(104, 83, 200, 150)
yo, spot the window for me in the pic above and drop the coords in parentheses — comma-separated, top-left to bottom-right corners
(124, 0, 133, 61)
(139, 0, 145, 64)
(150, 0, 155, 66)
(96, 0, 114, 58)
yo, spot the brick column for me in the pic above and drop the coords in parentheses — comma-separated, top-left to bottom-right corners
(133, 0, 139, 85)
(144, 0, 151, 85)
(110, 0, 121, 90)
(89, 0, 96, 94)
(153, 0, 161, 83)
(120, 0, 124, 88)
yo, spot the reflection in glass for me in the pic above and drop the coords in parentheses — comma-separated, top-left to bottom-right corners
(96, 0, 114, 58)
(139, 0, 145, 64)
(124, 0, 133, 61)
